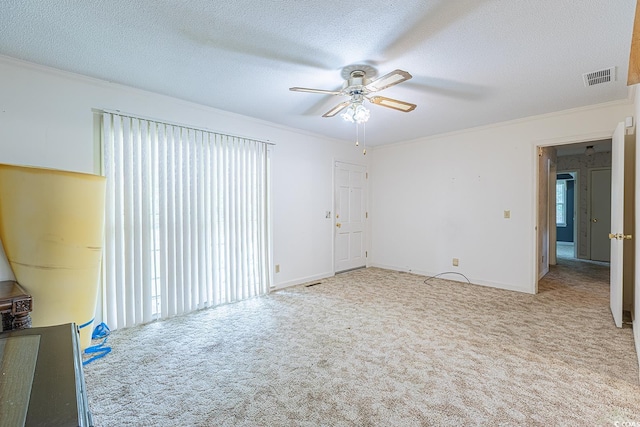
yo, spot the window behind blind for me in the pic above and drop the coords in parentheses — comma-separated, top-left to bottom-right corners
(102, 112, 271, 330)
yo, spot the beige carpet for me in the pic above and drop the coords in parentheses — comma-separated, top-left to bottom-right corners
(84, 261, 640, 426)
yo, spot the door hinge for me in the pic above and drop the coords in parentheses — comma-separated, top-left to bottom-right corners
(366, 212, 368, 219)
(366, 251, 368, 257)
(366, 172, 368, 179)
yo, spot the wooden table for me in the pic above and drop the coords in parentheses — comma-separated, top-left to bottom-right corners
(0, 280, 33, 331)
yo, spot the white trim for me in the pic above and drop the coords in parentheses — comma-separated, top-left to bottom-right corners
(369, 263, 534, 294)
(532, 131, 613, 147)
(271, 272, 335, 290)
(375, 100, 633, 152)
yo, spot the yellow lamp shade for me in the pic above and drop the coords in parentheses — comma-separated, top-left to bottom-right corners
(0, 164, 105, 349)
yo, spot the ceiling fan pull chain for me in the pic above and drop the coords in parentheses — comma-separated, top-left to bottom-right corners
(355, 122, 360, 146)
(363, 122, 367, 155)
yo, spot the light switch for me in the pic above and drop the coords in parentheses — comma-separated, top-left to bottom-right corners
(504, 210, 511, 219)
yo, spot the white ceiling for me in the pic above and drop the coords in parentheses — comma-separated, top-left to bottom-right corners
(0, 0, 636, 146)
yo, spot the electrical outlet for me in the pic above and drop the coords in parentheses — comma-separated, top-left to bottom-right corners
(452, 258, 459, 267)
(275, 264, 280, 273)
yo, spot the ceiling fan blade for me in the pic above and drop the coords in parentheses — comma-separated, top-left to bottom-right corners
(290, 87, 342, 95)
(368, 96, 417, 112)
(364, 69, 412, 92)
(322, 101, 351, 117)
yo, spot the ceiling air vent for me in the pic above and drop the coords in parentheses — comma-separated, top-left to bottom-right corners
(582, 67, 616, 87)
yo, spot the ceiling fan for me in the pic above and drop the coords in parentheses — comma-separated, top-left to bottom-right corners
(289, 64, 417, 119)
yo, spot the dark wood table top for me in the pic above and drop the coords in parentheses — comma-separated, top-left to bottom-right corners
(0, 280, 29, 300)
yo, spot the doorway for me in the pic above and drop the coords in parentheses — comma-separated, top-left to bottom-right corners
(537, 139, 613, 290)
(536, 125, 635, 329)
(550, 139, 612, 263)
(556, 171, 577, 259)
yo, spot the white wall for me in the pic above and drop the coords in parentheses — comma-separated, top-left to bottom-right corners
(370, 100, 633, 293)
(0, 56, 368, 297)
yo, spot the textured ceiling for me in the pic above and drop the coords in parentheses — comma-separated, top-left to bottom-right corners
(0, 0, 636, 146)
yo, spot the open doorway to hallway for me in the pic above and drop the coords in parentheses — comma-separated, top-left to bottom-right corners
(555, 170, 578, 259)
(544, 130, 635, 327)
(554, 139, 612, 263)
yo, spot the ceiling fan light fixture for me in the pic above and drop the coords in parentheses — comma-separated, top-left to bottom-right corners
(353, 104, 370, 123)
(341, 106, 355, 123)
(341, 103, 370, 124)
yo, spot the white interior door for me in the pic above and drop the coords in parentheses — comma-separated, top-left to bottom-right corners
(610, 121, 625, 328)
(590, 169, 612, 261)
(334, 162, 366, 273)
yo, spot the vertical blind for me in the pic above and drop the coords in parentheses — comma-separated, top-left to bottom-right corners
(102, 112, 270, 330)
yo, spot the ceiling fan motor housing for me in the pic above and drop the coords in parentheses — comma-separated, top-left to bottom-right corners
(342, 70, 368, 94)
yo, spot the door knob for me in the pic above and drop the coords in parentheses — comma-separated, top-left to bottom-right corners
(592, 218, 598, 223)
(336, 223, 341, 228)
(609, 233, 634, 240)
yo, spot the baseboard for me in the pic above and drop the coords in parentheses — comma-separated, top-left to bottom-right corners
(271, 271, 335, 291)
(368, 263, 532, 294)
(538, 266, 549, 281)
